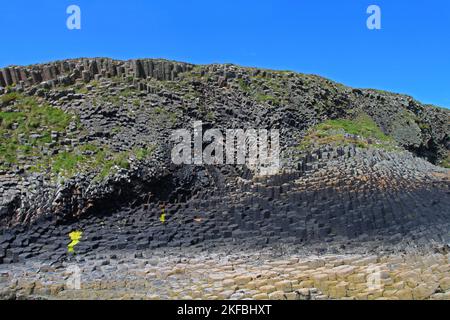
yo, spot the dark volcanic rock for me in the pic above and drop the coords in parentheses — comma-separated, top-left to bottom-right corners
(0, 58, 448, 258)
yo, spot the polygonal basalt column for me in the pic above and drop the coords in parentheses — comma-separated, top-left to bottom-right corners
(2, 68, 13, 86)
(0, 71, 5, 87)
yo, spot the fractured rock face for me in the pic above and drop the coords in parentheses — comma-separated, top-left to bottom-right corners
(0, 144, 448, 266)
(0, 57, 448, 262)
(0, 58, 194, 88)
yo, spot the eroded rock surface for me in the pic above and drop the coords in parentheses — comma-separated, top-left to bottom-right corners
(1, 245, 449, 300)
(0, 58, 449, 300)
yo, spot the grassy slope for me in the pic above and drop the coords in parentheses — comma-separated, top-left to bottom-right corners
(0, 93, 154, 180)
(298, 114, 398, 151)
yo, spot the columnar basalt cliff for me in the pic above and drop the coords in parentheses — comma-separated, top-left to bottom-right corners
(0, 58, 194, 88)
(0, 58, 449, 300)
(0, 58, 448, 253)
(1, 58, 447, 161)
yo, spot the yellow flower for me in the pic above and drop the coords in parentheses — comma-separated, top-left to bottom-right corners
(68, 230, 83, 253)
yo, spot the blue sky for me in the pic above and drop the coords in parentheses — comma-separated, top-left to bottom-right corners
(1, 0, 449, 108)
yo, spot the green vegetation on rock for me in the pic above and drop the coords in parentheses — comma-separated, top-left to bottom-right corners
(0, 92, 156, 179)
(52, 151, 87, 177)
(153, 106, 178, 125)
(1, 92, 21, 105)
(441, 152, 450, 169)
(298, 114, 397, 151)
(32, 143, 155, 181)
(0, 95, 74, 169)
(134, 146, 156, 161)
(234, 72, 288, 106)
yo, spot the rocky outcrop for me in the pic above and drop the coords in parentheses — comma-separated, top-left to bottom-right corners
(0, 57, 448, 242)
(1, 247, 449, 300)
(0, 58, 449, 301)
(0, 144, 448, 266)
(1, 58, 448, 164)
(0, 58, 194, 88)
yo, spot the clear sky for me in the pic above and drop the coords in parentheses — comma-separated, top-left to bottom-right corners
(1, 0, 449, 108)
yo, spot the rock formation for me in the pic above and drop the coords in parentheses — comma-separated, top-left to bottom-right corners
(0, 58, 448, 300)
